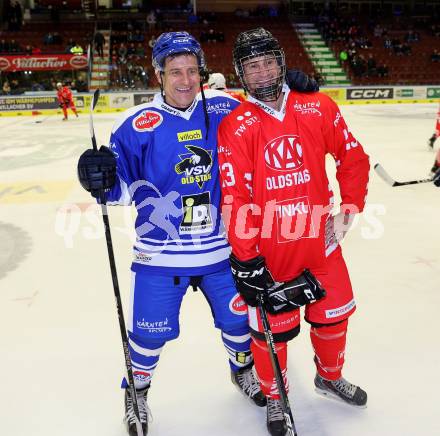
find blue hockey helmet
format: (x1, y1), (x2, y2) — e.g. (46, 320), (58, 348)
(152, 31), (206, 72)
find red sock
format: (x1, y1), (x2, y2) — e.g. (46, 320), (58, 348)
(310, 319), (348, 381)
(251, 337), (288, 399)
(62, 106), (67, 118)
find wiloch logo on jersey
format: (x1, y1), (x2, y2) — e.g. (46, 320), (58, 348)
(264, 135), (304, 171)
(133, 110), (163, 132)
(347, 88), (393, 100)
(229, 294), (247, 315)
(0, 57), (11, 71)
(177, 129), (202, 142)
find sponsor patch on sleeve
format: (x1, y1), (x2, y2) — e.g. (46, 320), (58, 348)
(132, 110), (163, 132)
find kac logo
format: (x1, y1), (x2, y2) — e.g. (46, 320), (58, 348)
(264, 135), (303, 171)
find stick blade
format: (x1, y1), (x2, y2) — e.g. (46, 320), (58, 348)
(374, 163), (396, 186)
(91, 89), (100, 111)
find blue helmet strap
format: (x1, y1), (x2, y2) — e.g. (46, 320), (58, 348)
(200, 83), (210, 141)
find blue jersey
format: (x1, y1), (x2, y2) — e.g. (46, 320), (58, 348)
(107, 90), (240, 276)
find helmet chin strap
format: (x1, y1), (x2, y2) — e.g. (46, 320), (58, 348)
(159, 71), (166, 101)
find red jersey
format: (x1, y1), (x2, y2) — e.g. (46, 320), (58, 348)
(217, 86), (370, 281)
(57, 86), (73, 104)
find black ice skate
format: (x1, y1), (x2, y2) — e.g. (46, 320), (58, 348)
(124, 385), (150, 436)
(314, 374), (367, 408)
(266, 397), (288, 436)
(231, 363), (267, 406)
(428, 134), (436, 149)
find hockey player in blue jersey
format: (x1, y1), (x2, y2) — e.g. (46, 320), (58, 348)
(77, 31), (318, 436)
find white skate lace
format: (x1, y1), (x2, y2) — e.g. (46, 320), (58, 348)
(267, 398), (284, 422)
(332, 378), (357, 398)
(237, 367), (262, 398)
(125, 388), (152, 425)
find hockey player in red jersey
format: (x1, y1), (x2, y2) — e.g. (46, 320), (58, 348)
(208, 72), (246, 102)
(428, 105), (440, 186)
(428, 104), (440, 149)
(56, 82), (78, 120)
(217, 28), (370, 436)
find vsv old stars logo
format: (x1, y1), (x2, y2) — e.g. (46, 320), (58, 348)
(264, 135), (304, 171)
(175, 145), (213, 188)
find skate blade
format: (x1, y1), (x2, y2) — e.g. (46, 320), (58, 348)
(314, 387), (367, 409)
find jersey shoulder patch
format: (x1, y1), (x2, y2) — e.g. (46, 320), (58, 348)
(112, 100), (159, 134)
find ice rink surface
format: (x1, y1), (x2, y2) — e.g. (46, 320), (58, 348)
(1, 103), (439, 436)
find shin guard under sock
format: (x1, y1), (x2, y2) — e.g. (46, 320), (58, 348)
(251, 337), (288, 399)
(310, 319), (348, 381)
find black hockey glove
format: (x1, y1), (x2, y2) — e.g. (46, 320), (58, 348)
(286, 69), (319, 93)
(229, 254), (274, 307)
(265, 269), (326, 314)
(77, 146), (117, 198)
(433, 168), (440, 187)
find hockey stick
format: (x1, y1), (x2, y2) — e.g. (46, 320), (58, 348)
(374, 163), (433, 187)
(89, 89), (144, 436)
(35, 114), (52, 124)
(257, 293), (298, 436)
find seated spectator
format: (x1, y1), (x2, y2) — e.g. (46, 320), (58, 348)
(377, 63), (389, 77)
(384, 37), (392, 49)
(70, 43), (84, 55)
(135, 43), (145, 57)
(9, 39), (21, 53)
(0, 39), (9, 53)
(127, 42), (136, 58)
(2, 81), (11, 95)
(65, 38), (75, 53)
(32, 46), (42, 54)
(118, 42), (128, 59)
(373, 24), (383, 37)
(25, 45), (32, 55)
(43, 32), (54, 45)
(133, 29), (144, 43)
(431, 50), (440, 62)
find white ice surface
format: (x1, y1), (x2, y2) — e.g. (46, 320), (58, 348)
(1, 104), (439, 436)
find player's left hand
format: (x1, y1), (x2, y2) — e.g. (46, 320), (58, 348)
(265, 269), (326, 314)
(325, 211), (355, 248)
(286, 69), (319, 93)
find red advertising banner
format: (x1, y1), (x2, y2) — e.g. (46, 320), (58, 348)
(0, 54), (88, 72)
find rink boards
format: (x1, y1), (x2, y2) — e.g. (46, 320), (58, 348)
(0, 85), (439, 117)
